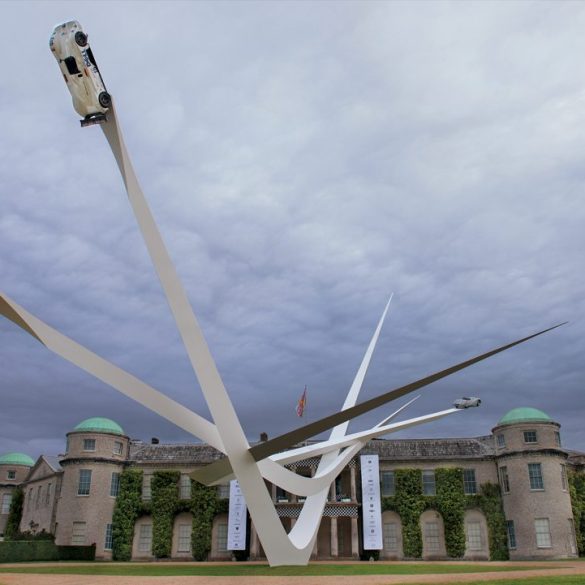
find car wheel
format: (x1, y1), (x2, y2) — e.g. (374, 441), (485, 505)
(75, 31), (88, 47)
(98, 92), (112, 108)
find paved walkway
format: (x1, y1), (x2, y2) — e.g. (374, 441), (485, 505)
(1, 561), (585, 585)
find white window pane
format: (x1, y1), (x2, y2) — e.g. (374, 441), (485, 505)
(535, 518), (551, 548)
(178, 524), (191, 552)
(425, 521), (440, 551)
(71, 521), (86, 545)
(383, 522), (398, 551)
(217, 523), (228, 552)
(139, 524), (152, 552)
(466, 521), (482, 550)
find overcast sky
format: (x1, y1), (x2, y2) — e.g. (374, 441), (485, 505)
(1, 1), (584, 461)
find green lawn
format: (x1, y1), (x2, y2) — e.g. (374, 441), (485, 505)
(422, 578), (585, 585)
(0, 562), (561, 577)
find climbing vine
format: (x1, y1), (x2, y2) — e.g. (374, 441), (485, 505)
(382, 468), (506, 560)
(111, 467), (227, 561)
(466, 482), (509, 561)
(569, 471), (585, 555)
(436, 468), (466, 558)
(190, 481), (221, 561)
(382, 469), (425, 558)
(112, 468), (144, 561)
(4, 487), (24, 540)
(151, 471), (180, 558)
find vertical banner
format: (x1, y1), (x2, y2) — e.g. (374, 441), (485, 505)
(227, 479), (247, 550)
(360, 454), (382, 550)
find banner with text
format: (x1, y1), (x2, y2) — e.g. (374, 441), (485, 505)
(227, 479), (247, 550)
(360, 454), (383, 550)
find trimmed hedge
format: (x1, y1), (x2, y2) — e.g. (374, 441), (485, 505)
(569, 471), (585, 555)
(4, 487), (24, 540)
(112, 468), (145, 561)
(0, 541), (95, 563)
(151, 471), (180, 558)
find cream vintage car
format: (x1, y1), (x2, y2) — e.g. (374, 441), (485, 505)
(50, 20), (111, 127)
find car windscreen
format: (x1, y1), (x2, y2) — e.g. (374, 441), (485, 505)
(64, 56), (80, 75)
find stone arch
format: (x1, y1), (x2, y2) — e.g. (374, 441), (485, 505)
(172, 511), (193, 558)
(380, 510), (403, 559)
(210, 512), (231, 561)
(464, 509), (489, 560)
(132, 515), (154, 560)
(420, 509), (446, 559)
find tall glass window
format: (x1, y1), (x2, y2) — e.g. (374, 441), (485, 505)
(523, 430), (538, 443)
(178, 524), (191, 552)
(466, 521), (482, 550)
(110, 472), (121, 497)
(535, 518), (551, 548)
(499, 466), (510, 493)
(528, 463), (544, 490)
(381, 471), (395, 496)
(217, 523), (228, 552)
(561, 465), (568, 491)
(555, 431), (562, 447)
(1, 493), (12, 514)
(179, 475), (191, 499)
(138, 524), (152, 552)
(113, 441), (123, 455)
(497, 433), (506, 448)
(71, 521), (86, 545)
(424, 521), (440, 551)
(78, 469), (92, 496)
(217, 484), (230, 499)
(104, 523), (113, 550)
(383, 522), (398, 551)
(422, 470), (436, 496)
(463, 469), (477, 495)
(142, 474), (152, 500)
(506, 520), (517, 549)
(45, 483), (52, 506)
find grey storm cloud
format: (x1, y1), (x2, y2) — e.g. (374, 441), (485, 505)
(1, 1), (584, 460)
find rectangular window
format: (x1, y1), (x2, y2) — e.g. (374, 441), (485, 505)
(463, 469), (477, 495)
(45, 483), (52, 506)
(113, 441), (123, 456)
(178, 524), (191, 552)
(424, 521), (440, 551)
(569, 518), (577, 554)
(535, 518), (552, 548)
(138, 523), (152, 552)
(71, 521), (86, 545)
(110, 472), (120, 497)
(217, 523), (228, 552)
(381, 471), (395, 497)
(499, 466), (510, 493)
(383, 522), (398, 551)
(1, 493), (12, 514)
(561, 465), (568, 491)
(466, 521), (482, 550)
(142, 474), (152, 500)
(217, 484), (229, 499)
(528, 463), (544, 490)
(83, 438), (96, 451)
(506, 520), (517, 549)
(104, 523), (113, 550)
(497, 433), (506, 448)
(523, 430), (538, 444)
(7, 470), (16, 480)
(78, 469), (92, 496)
(179, 475), (191, 499)
(35, 486), (42, 509)
(422, 470), (436, 496)
(555, 431), (562, 447)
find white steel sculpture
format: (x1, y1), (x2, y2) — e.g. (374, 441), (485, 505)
(0, 23), (566, 566)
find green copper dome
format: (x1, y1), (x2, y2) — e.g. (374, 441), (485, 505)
(0, 452), (35, 466)
(74, 417), (125, 436)
(498, 407), (552, 426)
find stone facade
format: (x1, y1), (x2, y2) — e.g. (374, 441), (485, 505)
(1, 408), (582, 561)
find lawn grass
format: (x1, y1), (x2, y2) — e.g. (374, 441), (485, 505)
(418, 578), (585, 585)
(0, 562), (561, 577)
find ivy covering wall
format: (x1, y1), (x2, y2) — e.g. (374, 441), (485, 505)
(569, 471), (585, 555)
(382, 468), (508, 560)
(111, 468), (224, 561)
(4, 487), (24, 540)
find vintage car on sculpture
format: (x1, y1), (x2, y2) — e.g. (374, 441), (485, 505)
(453, 396), (482, 409)
(50, 20), (111, 126)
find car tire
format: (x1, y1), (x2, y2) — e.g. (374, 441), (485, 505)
(75, 31), (88, 47)
(98, 92), (112, 108)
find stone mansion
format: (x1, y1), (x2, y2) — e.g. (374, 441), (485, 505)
(1, 407), (583, 561)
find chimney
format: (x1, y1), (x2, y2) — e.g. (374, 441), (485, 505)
(260, 432), (268, 442)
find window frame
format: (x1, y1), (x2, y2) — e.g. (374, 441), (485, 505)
(506, 520), (517, 549)
(466, 520), (483, 551)
(83, 438), (96, 452)
(463, 469), (477, 495)
(104, 523), (113, 550)
(7, 470), (16, 480)
(77, 469), (92, 496)
(383, 521), (398, 551)
(138, 523), (152, 553)
(110, 472), (121, 497)
(177, 523), (191, 552)
(381, 471), (395, 497)
(523, 430), (538, 444)
(499, 466), (510, 494)
(217, 523), (228, 552)
(534, 518), (552, 548)
(422, 470), (436, 496)
(528, 463), (545, 491)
